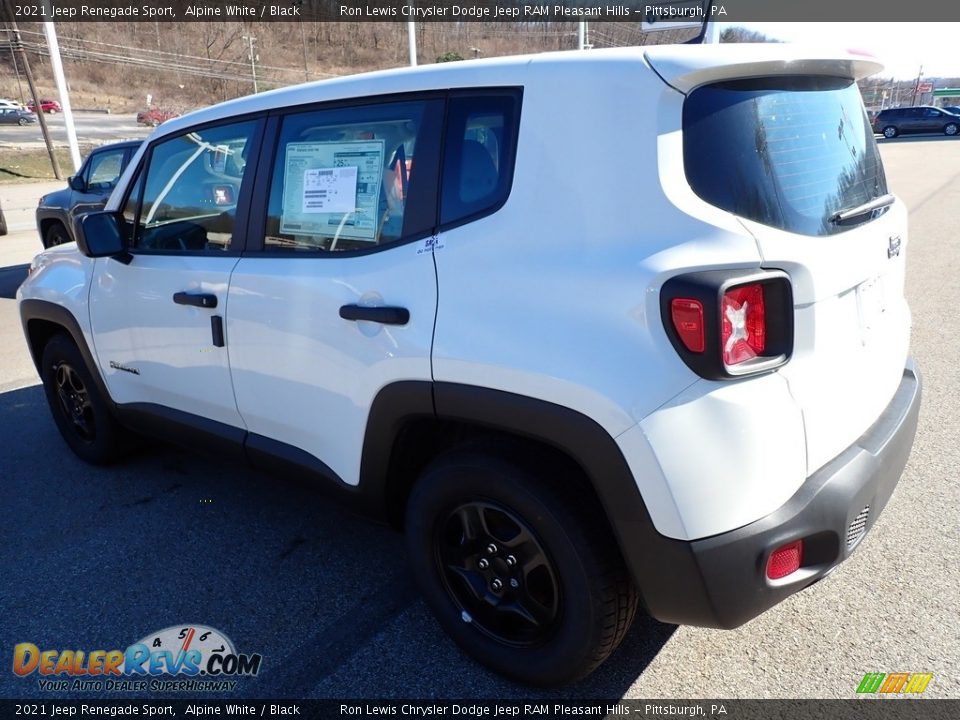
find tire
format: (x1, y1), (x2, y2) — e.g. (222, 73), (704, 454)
(882, 126), (898, 138)
(945, 123), (958, 136)
(40, 333), (128, 465)
(405, 448), (638, 686)
(44, 222), (70, 248)
(18, 117), (28, 126)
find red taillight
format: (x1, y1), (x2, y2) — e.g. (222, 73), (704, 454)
(670, 298), (705, 353)
(767, 540), (803, 580)
(721, 283), (766, 366)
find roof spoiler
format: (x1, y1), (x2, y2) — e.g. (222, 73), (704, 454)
(644, 45), (885, 94)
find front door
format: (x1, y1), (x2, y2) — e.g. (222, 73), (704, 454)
(90, 118), (262, 429)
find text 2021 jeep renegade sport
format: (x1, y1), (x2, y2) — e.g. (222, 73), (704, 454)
(18, 45), (921, 686)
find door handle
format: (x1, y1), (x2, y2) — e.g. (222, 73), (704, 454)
(339, 304), (409, 326)
(173, 292), (218, 309)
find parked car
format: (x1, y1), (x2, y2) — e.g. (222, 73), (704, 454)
(18, 45), (921, 686)
(35, 140), (141, 248)
(943, 105), (960, 115)
(26, 99), (61, 114)
(0, 108), (37, 126)
(872, 105), (960, 137)
(0, 199), (7, 236)
(0, 99), (24, 110)
(136, 107), (179, 127)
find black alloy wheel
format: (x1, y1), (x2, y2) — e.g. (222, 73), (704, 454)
(405, 448), (638, 686)
(434, 499), (561, 647)
(40, 333), (130, 464)
(53, 361), (96, 443)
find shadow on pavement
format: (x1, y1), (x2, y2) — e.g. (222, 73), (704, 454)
(0, 384), (674, 700)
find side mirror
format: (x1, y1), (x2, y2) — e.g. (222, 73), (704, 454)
(75, 211), (131, 263)
(68, 175), (85, 192)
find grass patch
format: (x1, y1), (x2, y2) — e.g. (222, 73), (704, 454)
(0, 147), (96, 184)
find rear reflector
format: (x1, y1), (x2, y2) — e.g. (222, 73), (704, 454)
(767, 540), (804, 580)
(670, 298), (705, 353)
(722, 283), (766, 366)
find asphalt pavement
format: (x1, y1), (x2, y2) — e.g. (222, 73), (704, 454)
(0, 112), (150, 148)
(0, 137), (957, 700)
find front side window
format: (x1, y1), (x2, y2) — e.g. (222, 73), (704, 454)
(132, 119), (258, 253)
(264, 99), (442, 253)
(683, 77), (888, 236)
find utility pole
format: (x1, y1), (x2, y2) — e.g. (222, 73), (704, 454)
(4, 14), (62, 180)
(42, 14), (81, 172)
(300, 23), (309, 81)
(912, 65), (923, 106)
(5, 30), (26, 104)
(407, 16), (417, 66)
(242, 34), (258, 93)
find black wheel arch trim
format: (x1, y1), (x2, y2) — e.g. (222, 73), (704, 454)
(426, 381), (716, 627)
(20, 299), (114, 410)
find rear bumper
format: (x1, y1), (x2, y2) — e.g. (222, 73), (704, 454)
(636, 357), (921, 628)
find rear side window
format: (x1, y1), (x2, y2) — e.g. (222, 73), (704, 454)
(264, 99), (443, 253)
(683, 77), (888, 236)
(441, 92), (521, 227)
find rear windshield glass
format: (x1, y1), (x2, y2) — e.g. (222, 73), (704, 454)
(683, 77), (888, 236)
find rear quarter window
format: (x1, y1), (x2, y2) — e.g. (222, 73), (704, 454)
(440, 91), (521, 228)
(683, 76), (888, 236)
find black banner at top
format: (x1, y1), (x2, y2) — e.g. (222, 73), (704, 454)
(6, 0), (960, 23)
(0, 700), (958, 720)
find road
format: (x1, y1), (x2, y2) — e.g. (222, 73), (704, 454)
(0, 112), (150, 147)
(0, 138), (957, 701)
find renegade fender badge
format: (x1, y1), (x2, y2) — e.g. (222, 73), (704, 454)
(109, 361), (140, 375)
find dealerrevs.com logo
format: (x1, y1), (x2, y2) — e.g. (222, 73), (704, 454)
(13, 625), (262, 692)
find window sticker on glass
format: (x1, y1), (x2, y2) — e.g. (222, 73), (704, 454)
(303, 166), (357, 214)
(281, 140), (384, 242)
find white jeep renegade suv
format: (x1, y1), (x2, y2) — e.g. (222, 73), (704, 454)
(18, 45), (921, 686)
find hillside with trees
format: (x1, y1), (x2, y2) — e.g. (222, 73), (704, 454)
(0, 20), (698, 112)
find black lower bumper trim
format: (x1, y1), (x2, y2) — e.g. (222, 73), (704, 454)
(638, 358), (922, 629)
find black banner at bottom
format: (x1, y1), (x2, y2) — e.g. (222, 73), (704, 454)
(1, 700), (958, 720)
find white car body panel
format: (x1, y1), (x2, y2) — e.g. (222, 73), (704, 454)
(431, 54), (764, 438)
(632, 373), (808, 540)
(32, 44), (908, 543)
(226, 248), (436, 486)
(88, 255), (244, 428)
(16, 244), (98, 368)
(643, 44), (884, 93)
(742, 205), (911, 474)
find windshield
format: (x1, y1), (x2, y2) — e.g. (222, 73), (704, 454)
(683, 76), (888, 236)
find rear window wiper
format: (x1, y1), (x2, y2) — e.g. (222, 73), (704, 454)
(830, 194), (896, 224)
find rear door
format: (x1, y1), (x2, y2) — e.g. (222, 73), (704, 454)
(659, 53), (912, 475)
(226, 97), (443, 486)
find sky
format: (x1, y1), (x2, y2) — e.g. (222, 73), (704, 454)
(724, 23), (960, 80)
